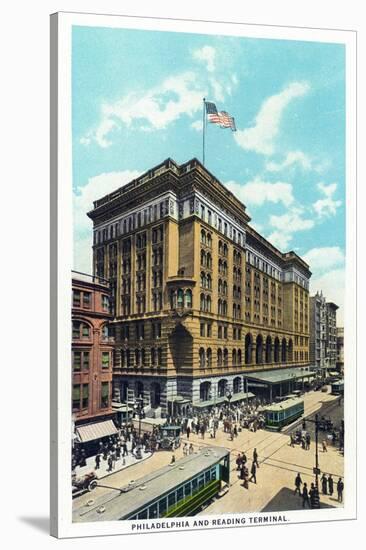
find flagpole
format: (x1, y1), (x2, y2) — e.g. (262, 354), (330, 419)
(202, 97), (206, 166)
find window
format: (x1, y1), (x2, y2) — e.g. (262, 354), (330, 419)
(73, 290), (81, 307)
(72, 384), (80, 411)
(82, 385), (89, 409)
(101, 382), (109, 408)
(102, 295), (110, 312)
(102, 352), (110, 369)
(83, 292), (91, 308)
(207, 324), (212, 337)
(200, 323), (205, 337)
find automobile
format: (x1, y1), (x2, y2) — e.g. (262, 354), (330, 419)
(72, 471), (98, 497)
(321, 385), (328, 392)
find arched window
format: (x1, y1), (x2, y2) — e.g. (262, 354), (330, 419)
(218, 299), (222, 315)
(223, 348), (229, 367)
(201, 229), (206, 244)
(218, 279), (222, 294)
(201, 250), (206, 266)
(238, 349), (242, 365)
(233, 377), (241, 393)
(223, 244), (228, 256)
(245, 333), (253, 364)
(219, 240), (223, 255)
(288, 339), (293, 362)
(274, 337), (280, 363)
(281, 338), (287, 362)
(206, 295), (212, 312)
(265, 336), (272, 363)
(207, 274), (212, 290)
(217, 348), (223, 367)
(232, 349), (237, 366)
(201, 272), (206, 288)
(207, 234), (212, 248)
(207, 348), (212, 368)
(233, 304), (237, 319)
(200, 293), (206, 311)
(177, 288), (184, 308)
(199, 347), (206, 369)
(207, 253), (212, 269)
(185, 289), (192, 308)
(223, 301), (227, 316)
(256, 335), (263, 364)
(223, 281), (228, 295)
(218, 379), (227, 397)
(218, 259), (222, 273)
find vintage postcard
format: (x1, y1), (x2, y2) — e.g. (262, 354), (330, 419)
(50, 11), (357, 538)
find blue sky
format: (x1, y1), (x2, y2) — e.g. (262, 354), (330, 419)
(72, 25), (345, 324)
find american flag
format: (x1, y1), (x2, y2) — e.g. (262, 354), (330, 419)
(205, 101), (236, 131)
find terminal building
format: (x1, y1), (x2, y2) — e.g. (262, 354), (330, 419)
(87, 158), (312, 417)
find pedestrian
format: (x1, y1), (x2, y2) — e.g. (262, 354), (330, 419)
(253, 448), (259, 468)
(249, 461), (257, 484)
(186, 426), (190, 439)
(337, 478), (344, 502)
(290, 433), (295, 447)
(107, 454), (113, 472)
(189, 443), (194, 454)
(236, 453), (242, 471)
(242, 452), (247, 465)
(328, 474), (334, 497)
(95, 453), (101, 470)
(321, 474), (328, 495)
(306, 432), (311, 450)
(302, 483), (310, 508)
(294, 473), (302, 495)
(309, 483), (318, 508)
(171, 453), (176, 464)
(122, 442), (128, 457)
(322, 440), (328, 452)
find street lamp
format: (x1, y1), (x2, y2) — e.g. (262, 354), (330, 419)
(133, 396), (145, 456)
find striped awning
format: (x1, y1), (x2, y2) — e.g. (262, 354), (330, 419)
(76, 419), (118, 443)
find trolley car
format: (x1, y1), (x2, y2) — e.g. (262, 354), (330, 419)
(73, 447), (230, 522)
(331, 379), (344, 395)
(264, 397), (304, 431)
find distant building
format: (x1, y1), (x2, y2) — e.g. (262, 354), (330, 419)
(72, 271), (117, 454)
(310, 291), (338, 376)
(336, 327), (344, 373)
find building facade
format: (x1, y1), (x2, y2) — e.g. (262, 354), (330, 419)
(336, 327), (344, 373)
(72, 272), (116, 448)
(309, 292), (338, 376)
(87, 158), (312, 416)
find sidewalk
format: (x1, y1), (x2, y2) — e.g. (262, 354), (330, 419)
(74, 441), (152, 480)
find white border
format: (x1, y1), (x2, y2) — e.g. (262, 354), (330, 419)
(50, 11), (357, 538)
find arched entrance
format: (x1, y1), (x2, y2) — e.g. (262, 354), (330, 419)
(218, 379), (228, 398)
(150, 382), (161, 408)
(256, 334), (263, 364)
(200, 381), (211, 402)
(245, 333), (253, 364)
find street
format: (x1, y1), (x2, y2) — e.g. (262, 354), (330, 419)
(73, 388), (344, 517)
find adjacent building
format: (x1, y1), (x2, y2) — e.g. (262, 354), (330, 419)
(336, 326), (344, 374)
(72, 271), (117, 453)
(87, 158), (312, 416)
(310, 291), (339, 376)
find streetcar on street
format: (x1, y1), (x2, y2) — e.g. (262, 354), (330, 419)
(73, 446), (230, 522)
(331, 379), (344, 396)
(264, 397), (304, 431)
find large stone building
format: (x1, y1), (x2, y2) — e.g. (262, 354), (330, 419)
(87, 158), (312, 416)
(309, 291), (338, 376)
(72, 272), (117, 451)
(336, 327), (344, 373)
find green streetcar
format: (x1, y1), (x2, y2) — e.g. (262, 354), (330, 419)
(264, 397), (304, 431)
(73, 447), (230, 522)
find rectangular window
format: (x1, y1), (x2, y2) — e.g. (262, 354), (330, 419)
(168, 492), (176, 508)
(82, 385), (89, 409)
(101, 382), (109, 408)
(72, 384), (80, 411)
(102, 295), (110, 312)
(102, 352), (110, 369)
(83, 351), (90, 370)
(200, 323), (205, 337)
(72, 321), (80, 339)
(73, 290), (81, 307)
(207, 324), (212, 337)
(73, 351), (81, 371)
(184, 482), (191, 498)
(83, 292), (91, 308)
(158, 497), (167, 517)
(81, 324), (90, 338)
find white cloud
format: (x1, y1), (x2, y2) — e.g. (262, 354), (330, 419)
(191, 120), (203, 132)
(265, 150), (312, 172)
(313, 182), (342, 218)
(82, 72), (207, 147)
(266, 206), (315, 251)
(303, 246), (345, 273)
(193, 45), (216, 72)
(234, 81), (310, 155)
(225, 178), (294, 207)
(310, 268), (345, 326)
(266, 230), (293, 250)
(73, 170), (141, 272)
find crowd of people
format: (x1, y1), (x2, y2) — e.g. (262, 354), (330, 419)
(294, 473), (344, 506)
(235, 448), (260, 488)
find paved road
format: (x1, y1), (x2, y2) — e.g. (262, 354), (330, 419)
(72, 389), (344, 517)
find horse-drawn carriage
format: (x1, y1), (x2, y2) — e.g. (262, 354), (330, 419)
(157, 425), (181, 450)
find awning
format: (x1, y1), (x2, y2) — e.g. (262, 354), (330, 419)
(245, 367), (314, 385)
(167, 395), (191, 403)
(76, 419), (118, 443)
(230, 391), (255, 403)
